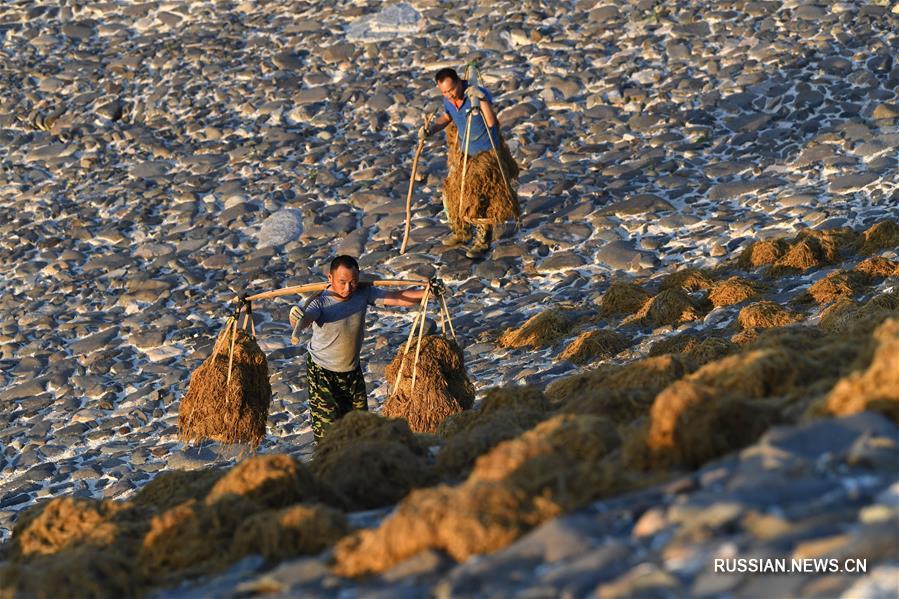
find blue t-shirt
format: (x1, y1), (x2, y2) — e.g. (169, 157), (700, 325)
(443, 82), (500, 157)
(304, 284), (387, 372)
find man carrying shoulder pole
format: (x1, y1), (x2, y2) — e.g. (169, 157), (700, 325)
(289, 255), (428, 443)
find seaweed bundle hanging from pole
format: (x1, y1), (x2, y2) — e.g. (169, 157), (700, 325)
(178, 301), (272, 448)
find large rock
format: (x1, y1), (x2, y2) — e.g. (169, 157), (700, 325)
(596, 241), (659, 271)
(256, 209), (304, 248)
(347, 3), (421, 41)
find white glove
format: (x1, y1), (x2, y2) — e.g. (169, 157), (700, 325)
(289, 305), (304, 328)
(417, 124), (430, 141)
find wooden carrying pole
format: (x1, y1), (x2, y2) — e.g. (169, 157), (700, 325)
(401, 114), (433, 255)
(244, 278), (428, 303)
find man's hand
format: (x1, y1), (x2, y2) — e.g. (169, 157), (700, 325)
(464, 85), (483, 106)
(289, 305), (304, 328)
(428, 277), (446, 297)
(417, 124), (430, 141)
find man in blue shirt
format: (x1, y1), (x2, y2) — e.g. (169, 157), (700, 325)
(420, 67), (520, 259)
(288, 255), (427, 442)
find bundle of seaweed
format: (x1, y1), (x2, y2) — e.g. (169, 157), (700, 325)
(383, 335), (475, 433)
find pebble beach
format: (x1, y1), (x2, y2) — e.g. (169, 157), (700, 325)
(1, 1), (899, 597)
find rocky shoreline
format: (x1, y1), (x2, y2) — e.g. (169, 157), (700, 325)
(1, 1), (898, 597)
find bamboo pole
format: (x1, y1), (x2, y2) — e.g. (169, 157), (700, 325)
(241, 300), (255, 337)
(458, 63), (482, 222)
(392, 286), (431, 397)
(439, 292), (456, 340)
(226, 308), (241, 389)
(458, 111), (473, 218)
(211, 316), (235, 357)
(410, 285), (431, 392)
(401, 114), (433, 255)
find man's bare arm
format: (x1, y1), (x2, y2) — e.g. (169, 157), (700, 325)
(480, 98), (498, 128)
(383, 288), (427, 307)
(428, 113), (452, 135)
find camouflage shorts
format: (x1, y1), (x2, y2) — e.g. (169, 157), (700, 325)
(305, 355), (368, 442)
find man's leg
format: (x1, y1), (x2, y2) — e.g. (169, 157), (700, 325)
(441, 187), (469, 246)
(305, 356), (342, 443)
(465, 192), (492, 258)
(331, 367), (368, 416)
(349, 367), (368, 412)
(465, 222), (491, 258)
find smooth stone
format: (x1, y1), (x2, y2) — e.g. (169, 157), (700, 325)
(166, 446), (219, 470)
(725, 113), (772, 132)
(828, 173), (878, 194)
(589, 5), (621, 22)
(125, 278), (173, 301)
(257, 557), (330, 589)
(0, 379), (47, 401)
(531, 541), (632, 597)
(597, 240), (659, 270)
(346, 2), (421, 42)
(335, 228), (368, 257)
(867, 54), (893, 75)
(382, 549), (452, 583)
(129, 330), (166, 349)
(794, 89), (825, 107)
(656, 214), (701, 229)
(273, 51), (303, 70)
(793, 145), (838, 167)
(538, 252), (587, 273)
(25, 143), (72, 162)
(321, 42), (355, 63)
(134, 242), (175, 259)
(506, 514), (603, 562)
(61, 23), (93, 40)
(600, 194), (674, 215)
(69, 328), (119, 354)
(532, 223), (593, 246)
(95, 100), (123, 120)
(475, 260), (508, 279)
(130, 161), (169, 179)
(794, 4), (826, 19)
(872, 103), (899, 120)
(594, 563), (685, 599)
(256, 209), (304, 248)
(708, 178), (782, 201)
(436, 514), (610, 597)
(492, 244), (528, 259)
(295, 86), (330, 105)
(761, 412), (899, 461)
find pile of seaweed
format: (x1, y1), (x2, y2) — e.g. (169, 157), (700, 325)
(0, 414), (433, 597)
(2, 221), (897, 595)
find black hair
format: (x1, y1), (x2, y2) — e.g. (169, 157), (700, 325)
(434, 67), (460, 85)
(330, 255), (359, 273)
